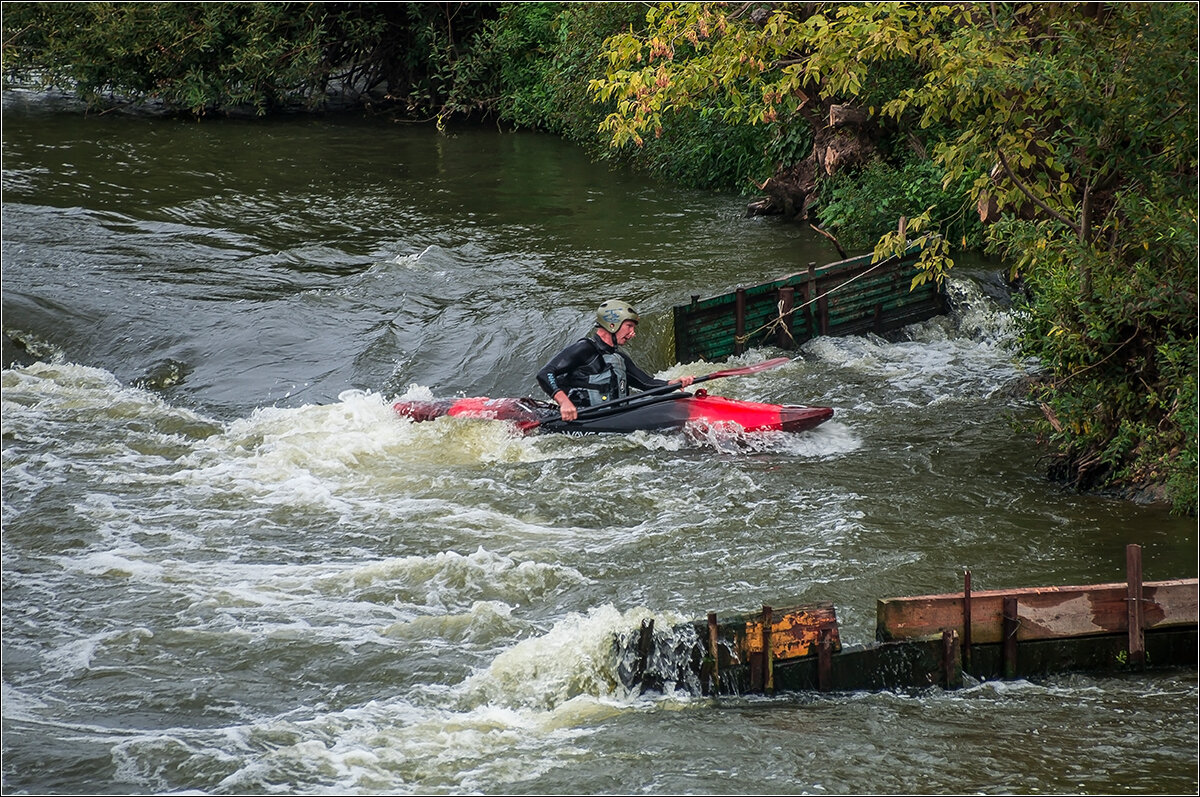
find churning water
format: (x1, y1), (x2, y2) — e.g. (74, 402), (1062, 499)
(2, 95), (1195, 794)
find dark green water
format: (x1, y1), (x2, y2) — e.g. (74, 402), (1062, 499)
(2, 91), (1196, 795)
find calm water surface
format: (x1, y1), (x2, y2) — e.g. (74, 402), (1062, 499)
(2, 93), (1196, 794)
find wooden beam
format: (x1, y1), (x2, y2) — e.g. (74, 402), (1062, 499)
(876, 578), (1198, 643)
(734, 288), (746, 355)
(818, 627), (833, 691)
(739, 602), (841, 662)
(1003, 597), (1019, 679)
(777, 286), (795, 349)
(962, 570), (973, 670)
(1127, 545), (1146, 668)
(942, 629), (961, 688)
(806, 265), (817, 339)
(763, 604), (774, 694)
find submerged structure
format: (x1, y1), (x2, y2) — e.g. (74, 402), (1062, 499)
(620, 546), (1198, 696)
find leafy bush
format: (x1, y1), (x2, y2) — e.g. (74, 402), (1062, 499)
(1, 2), (504, 117)
(996, 191), (1198, 514)
(816, 157), (985, 253)
(619, 108), (776, 192)
(478, 3), (778, 193)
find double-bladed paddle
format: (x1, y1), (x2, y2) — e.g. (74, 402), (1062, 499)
(548, 356), (792, 425)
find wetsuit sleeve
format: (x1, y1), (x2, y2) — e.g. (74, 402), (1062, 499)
(621, 352), (671, 392)
(536, 339), (598, 398)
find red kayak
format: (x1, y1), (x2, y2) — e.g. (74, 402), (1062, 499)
(393, 390), (833, 435)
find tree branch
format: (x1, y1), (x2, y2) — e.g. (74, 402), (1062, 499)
(997, 149), (1081, 237)
(727, 3), (756, 22)
(1052, 326), (1140, 388)
(1080, 177), (1092, 243)
(809, 223), (847, 258)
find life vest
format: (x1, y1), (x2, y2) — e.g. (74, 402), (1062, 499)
(565, 339), (628, 407)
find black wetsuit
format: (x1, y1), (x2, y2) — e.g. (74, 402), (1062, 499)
(536, 335), (669, 407)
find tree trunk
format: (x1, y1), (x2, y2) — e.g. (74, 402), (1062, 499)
(747, 100), (876, 221)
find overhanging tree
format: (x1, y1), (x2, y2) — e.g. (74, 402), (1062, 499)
(591, 2), (1197, 511)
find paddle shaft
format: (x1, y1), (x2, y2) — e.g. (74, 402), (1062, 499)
(552, 356), (791, 424)
(536, 391), (692, 432)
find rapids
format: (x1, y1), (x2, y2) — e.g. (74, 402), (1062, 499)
(2, 96), (1196, 794)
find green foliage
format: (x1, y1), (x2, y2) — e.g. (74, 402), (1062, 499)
(5, 3), (337, 114)
(591, 1), (1198, 510)
(469, 2), (645, 140)
(1, 2), (501, 117)
(626, 108), (776, 192)
(521, 2), (647, 143)
(478, 3), (566, 130)
(473, 3), (774, 192)
(817, 157), (984, 252)
(590, 4), (816, 145)
(385, 4), (502, 120)
(996, 190), (1198, 513)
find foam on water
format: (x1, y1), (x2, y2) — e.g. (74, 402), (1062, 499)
(681, 418), (861, 456)
(795, 276), (1030, 406)
(142, 387), (570, 534)
(388, 243), (454, 271)
(45, 543), (589, 646)
(461, 604), (688, 712)
(6, 278), (1192, 795)
(85, 604), (696, 794)
(186, 697), (600, 794)
(1, 360), (218, 437)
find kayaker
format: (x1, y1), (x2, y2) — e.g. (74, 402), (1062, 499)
(536, 299), (694, 421)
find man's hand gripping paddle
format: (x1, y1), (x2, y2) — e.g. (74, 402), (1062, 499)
(551, 356), (792, 424)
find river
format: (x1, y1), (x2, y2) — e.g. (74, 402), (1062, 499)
(2, 91), (1196, 795)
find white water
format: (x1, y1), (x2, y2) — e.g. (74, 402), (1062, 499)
(3, 112), (1194, 795)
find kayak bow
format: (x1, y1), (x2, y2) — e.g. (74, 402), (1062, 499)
(393, 391), (833, 435)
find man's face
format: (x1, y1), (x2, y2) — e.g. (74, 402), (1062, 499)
(616, 320), (638, 345)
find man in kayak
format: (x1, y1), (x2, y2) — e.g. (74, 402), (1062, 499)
(536, 299), (694, 421)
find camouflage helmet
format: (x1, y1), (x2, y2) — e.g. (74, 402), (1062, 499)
(596, 299), (640, 334)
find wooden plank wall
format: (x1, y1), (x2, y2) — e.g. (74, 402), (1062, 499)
(620, 547), (1196, 697)
(876, 578), (1199, 643)
(672, 247), (946, 363)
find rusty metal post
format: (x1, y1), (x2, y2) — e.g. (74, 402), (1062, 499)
(762, 604), (774, 695)
(734, 288), (746, 355)
(777, 286), (795, 349)
(1126, 544), (1146, 669)
(707, 612), (720, 695)
(962, 569), (972, 673)
(1002, 597), (1019, 679)
(817, 626), (833, 692)
(748, 607), (763, 692)
(942, 629), (962, 689)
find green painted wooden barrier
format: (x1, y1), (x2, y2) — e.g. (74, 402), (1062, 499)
(673, 245), (946, 363)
